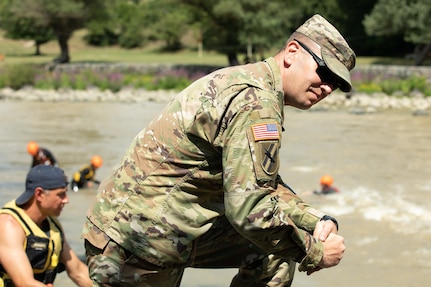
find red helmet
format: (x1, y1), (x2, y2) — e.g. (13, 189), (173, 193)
(27, 141), (39, 156)
(91, 155), (103, 168)
(320, 175), (333, 186)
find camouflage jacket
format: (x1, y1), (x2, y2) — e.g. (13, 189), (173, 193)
(83, 57), (325, 272)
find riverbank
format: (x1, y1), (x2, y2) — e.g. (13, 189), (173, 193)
(0, 86), (430, 114)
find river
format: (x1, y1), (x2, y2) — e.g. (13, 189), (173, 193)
(1, 101), (430, 287)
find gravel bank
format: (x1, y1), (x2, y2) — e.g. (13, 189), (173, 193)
(1, 86), (430, 115)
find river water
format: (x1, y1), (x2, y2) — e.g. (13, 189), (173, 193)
(1, 101), (430, 287)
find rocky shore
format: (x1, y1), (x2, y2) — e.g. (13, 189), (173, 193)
(0, 86), (430, 115)
(318, 90), (431, 114)
(0, 86), (177, 103)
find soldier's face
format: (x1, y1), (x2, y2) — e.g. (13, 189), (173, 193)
(282, 40), (335, 110)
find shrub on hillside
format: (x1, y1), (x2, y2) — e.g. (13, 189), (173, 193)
(0, 64), (38, 89)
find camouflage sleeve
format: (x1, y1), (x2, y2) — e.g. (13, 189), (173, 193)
(276, 177), (326, 233)
(222, 90), (324, 271)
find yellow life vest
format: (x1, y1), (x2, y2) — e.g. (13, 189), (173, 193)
(73, 164), (95, 182)
(0, 201), (64, 286)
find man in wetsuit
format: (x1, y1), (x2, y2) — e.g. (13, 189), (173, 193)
(71, 156), (103, 192)
(27, 141), (58, 167)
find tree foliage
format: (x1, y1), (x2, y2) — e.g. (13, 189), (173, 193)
(0, 12), (54, 55)
(85, 0), (147, 49)
(364, 0), (431, 64)
(179, 0), (305, 65)
(2, 0), (430, 65)
(364, 0), (431, 43)
(0, 0), (109, 63)
(142, 0), (192, 51)
(85, 0), (191, 50)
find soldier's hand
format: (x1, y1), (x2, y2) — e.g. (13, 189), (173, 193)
(306, 233), (345, 275)
(313, 219), (338, 242)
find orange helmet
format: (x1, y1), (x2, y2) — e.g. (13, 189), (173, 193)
(27, 141), (39, 156)
(320, 175), (333, 186)
(91, 155), (103, 168)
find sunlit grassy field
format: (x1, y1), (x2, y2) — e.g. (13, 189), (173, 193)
(2, 29), (430, 67)
(0, 30), (229, 66)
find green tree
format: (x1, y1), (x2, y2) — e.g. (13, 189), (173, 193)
(0, 5), (54, 55)
(85, 0), (190, 50)
(364, 0), (431, 64)
(179, 0), (304, 65)
(238, 1), (300, 62)
(139, 0), (191, 51)
(177, 0), (360, 65)
(85, 0), (147, 49)
(0, 0), (108, 63)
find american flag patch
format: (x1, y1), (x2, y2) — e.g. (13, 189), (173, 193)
(252, 123), (279, 141)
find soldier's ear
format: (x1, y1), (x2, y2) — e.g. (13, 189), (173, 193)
(284, 40), (301, 66)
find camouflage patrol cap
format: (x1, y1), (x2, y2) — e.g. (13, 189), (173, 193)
(296, 14), (356, 92)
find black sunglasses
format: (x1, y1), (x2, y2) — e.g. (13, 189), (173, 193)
(294, 39), (339, 90)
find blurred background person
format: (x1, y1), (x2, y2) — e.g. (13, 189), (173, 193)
(313, 175), (340, 195)
(27, 141), (58, 167)
(70, 155), (103, 192)
(301, 175), (340, 196)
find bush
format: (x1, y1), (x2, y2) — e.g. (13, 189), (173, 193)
(0, 66), (197, 92)
(356, 82), (382, 94)
(0, 64), (38, 89)
(118, 29), (145, 49)
(2, 64), (431, 97)
(84, 22), (119, 46)
(353, 72), (431, 97)
(378, 76), (421, 95)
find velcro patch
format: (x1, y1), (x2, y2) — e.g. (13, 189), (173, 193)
(260, 142), (279, 175)
(251, 123), (280, 141)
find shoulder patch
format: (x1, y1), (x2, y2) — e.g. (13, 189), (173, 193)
(251, 123), (280, 141)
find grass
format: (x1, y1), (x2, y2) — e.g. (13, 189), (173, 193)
(2, 29), (431, 67)
(0, 29), (229, 66)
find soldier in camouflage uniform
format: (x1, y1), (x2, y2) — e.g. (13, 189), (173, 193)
(83, 14), (356, 287)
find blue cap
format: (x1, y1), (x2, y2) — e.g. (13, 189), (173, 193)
(16, 165), (68, 205)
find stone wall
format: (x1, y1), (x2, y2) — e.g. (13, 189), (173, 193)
(48, 62), (431, 80)
(352, 64), (431, 79)
(47, 62), (222, 76)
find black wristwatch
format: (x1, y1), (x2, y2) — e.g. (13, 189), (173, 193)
(320, 215), (339, 230)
